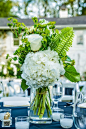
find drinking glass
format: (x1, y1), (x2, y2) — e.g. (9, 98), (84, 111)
(60, 113), (73, 128)
(73, 92), (86, 129)
(52, 81), (62, 111)
(74, 111), (86, 129)
(27, 107), (30, 116)
(15, 116), (29, 129)
(52, 108), (64, 121)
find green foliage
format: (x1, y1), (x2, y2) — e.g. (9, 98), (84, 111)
(7, 67), (14, 77)
(0, 0), (18, 17)
(21, 79), (28, 91)
(13, 57), (17, 61)
(13, 63), (22, 79)
(32, 17), (38, 23)
(16, 69), (22, 79)
(0, 58), (15, 78)
(64, 65), (80, 82)
(62, 55), (75, 66)
(0, 65), (5, 78)
(6, 54), (9, 59)
(51, 27), (74, 58)
(62, 55), (80, 81)
(80, 86), (83, 92)
(6, 59), (14, 77)
(65, 55), (72, 62)
(80, 0), (86, 15)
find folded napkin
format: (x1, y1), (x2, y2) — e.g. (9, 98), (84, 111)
(4, 101), (30, 107)
(1, 97), (30, 101)
(78, 103), (86, 108)
(1, 97), (30, 107)
(61, 95), (73, 101)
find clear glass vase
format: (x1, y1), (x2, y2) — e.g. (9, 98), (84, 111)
(29, 87), (52, 124)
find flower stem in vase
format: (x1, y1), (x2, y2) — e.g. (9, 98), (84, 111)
(31, 87), (52, 119)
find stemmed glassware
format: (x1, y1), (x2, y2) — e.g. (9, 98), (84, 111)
(52, 81), (62, 111)
(52, 81), (63, 121)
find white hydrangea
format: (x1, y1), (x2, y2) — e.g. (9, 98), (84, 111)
(21, 48), (65, 89)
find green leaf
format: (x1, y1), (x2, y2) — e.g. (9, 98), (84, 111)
(14, 30), (18, 38)
(6, 54), (9, 59)
(32, 17), (38, 23)
(21, 79), (28, 91)
(34, 24), (37, 28)
(64, 65), (80, 82)
(13, 18), (18, 23)
(55, 29), (59, 34)
(49, 25), (55, 29)
(65, 55), (72, 61)
(7, 17), (13, 21)
(7, 23), (13, 27)
(22, 23), (26, 27)
(51, 27), (74, 57)
(80, 86), (83, 91)
(18, 27), (22, 34)
(13, 57), (17, 61)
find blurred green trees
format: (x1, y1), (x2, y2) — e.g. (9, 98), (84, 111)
(0, 0), (86, 18)
(0, 58), (22, 79)
(0, 0), (19, 17)
(0, 59), (14, 78)
(80, 0), (86, 15)
(23, 0), (86, 17)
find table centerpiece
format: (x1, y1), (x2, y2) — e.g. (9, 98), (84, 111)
(7, 17), (80, 124)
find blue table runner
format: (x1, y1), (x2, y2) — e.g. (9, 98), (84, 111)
(0, 103), (3, 108)
(0, 102), (76, 129)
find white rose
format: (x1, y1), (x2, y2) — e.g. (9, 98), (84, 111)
(26, 34), (43, 51)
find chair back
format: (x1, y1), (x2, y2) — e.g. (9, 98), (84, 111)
(61, 82), (76, 102)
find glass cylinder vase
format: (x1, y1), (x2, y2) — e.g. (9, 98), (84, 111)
(29, 87), (52, 124)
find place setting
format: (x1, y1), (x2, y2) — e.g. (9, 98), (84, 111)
(0, 82), (77, 129)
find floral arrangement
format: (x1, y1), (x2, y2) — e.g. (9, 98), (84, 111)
(7, 17), (80, 119)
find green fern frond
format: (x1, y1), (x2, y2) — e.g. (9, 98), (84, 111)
(50, 27), (74, 57)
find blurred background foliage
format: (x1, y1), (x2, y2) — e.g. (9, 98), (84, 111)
(0, 58), (21, 78)
(0, 0), (86, 18)
(0, 0), (19, 17)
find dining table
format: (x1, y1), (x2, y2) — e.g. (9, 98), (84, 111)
(0, 102), (76, 129)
